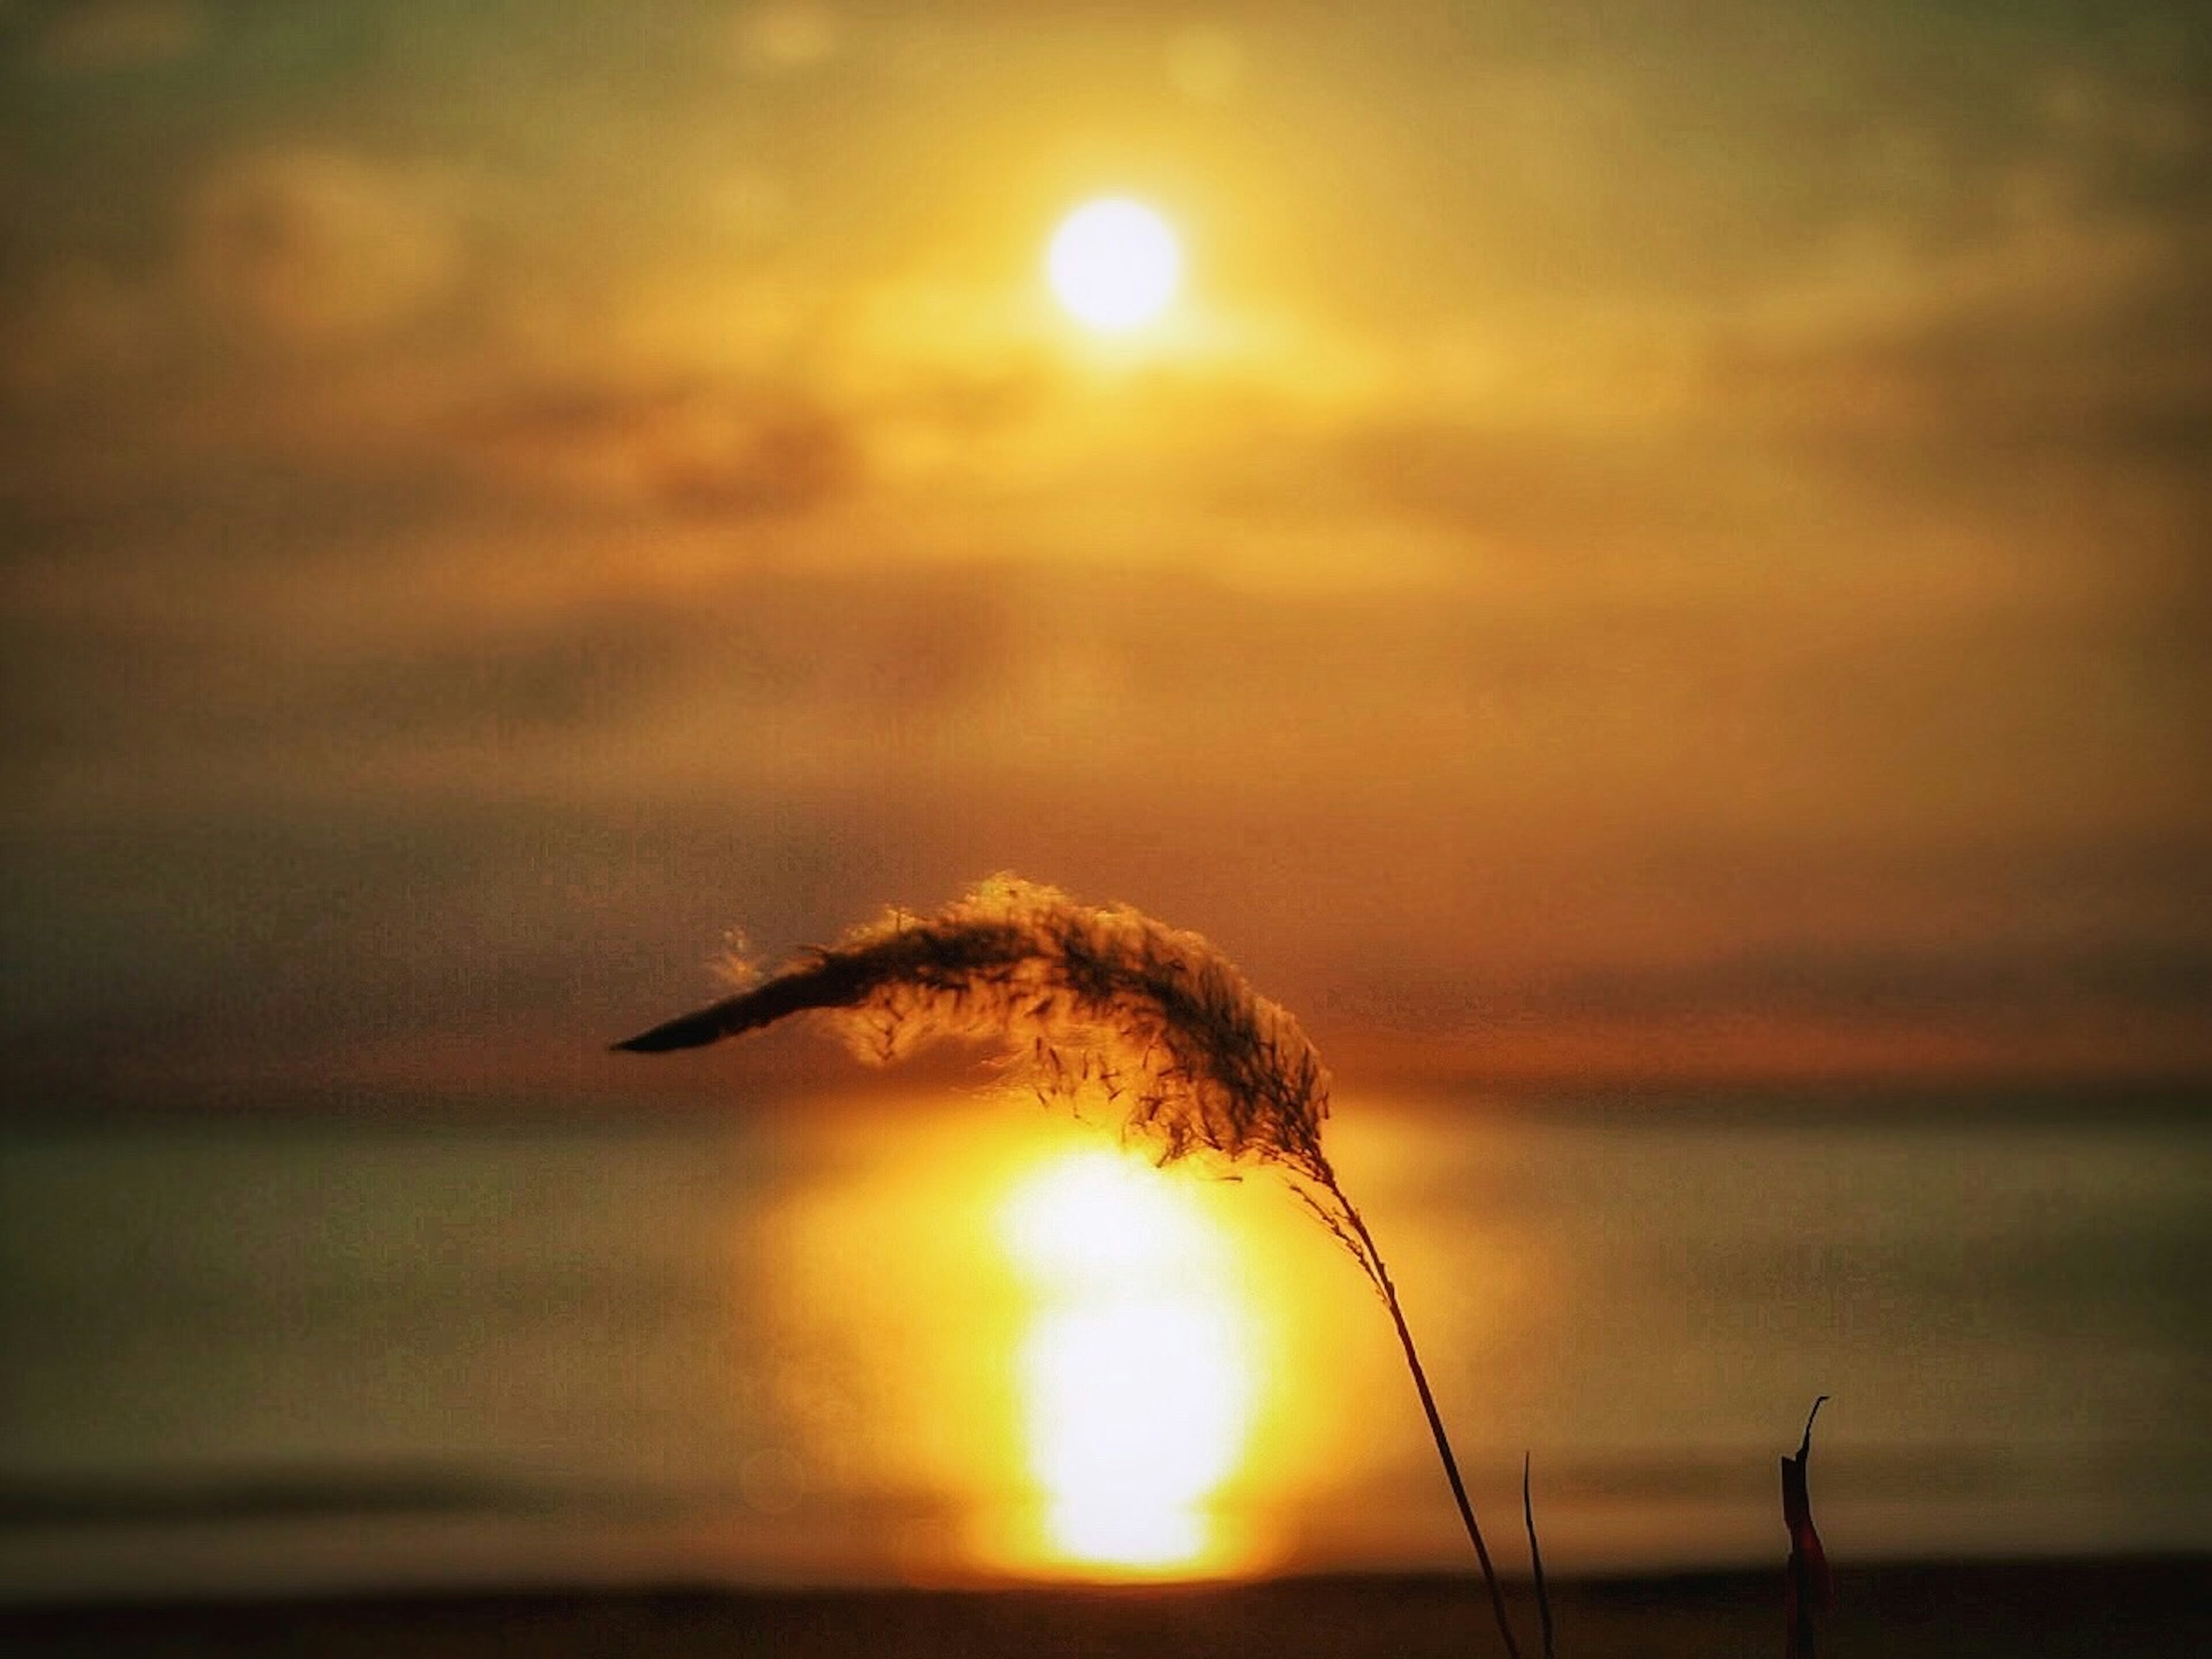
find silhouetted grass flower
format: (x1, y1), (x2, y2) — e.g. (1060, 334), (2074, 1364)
(618, 875), (1526, 1658)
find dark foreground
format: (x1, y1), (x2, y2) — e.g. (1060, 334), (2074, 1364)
(3, 1559), (2203, 1658)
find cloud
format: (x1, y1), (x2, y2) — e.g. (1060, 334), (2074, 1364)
(1534, 940), (2212, 1027)
(7, 556), (2210, 1101)
(32, 0), (203, 73)
(187, 149), (463, 346)
(1165, 26), (1245, 104)
(0, 602), (683, 786)
(733, 2), (841, 75)
(463, 377), (859, 518)
(1710, 200), (2211, 453)
(0, 259), (172, 400)
(0, 560), (1033, 821)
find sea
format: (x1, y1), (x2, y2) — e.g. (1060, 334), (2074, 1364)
(2, 1087), (2205, 1601)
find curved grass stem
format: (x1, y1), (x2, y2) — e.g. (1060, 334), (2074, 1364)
(1346, 1203), (1523, 1659)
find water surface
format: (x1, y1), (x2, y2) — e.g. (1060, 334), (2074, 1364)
(2, 1090), (2204, 1598)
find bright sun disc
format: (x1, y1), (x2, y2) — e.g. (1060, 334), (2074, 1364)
(1046, 198), (1181, 333)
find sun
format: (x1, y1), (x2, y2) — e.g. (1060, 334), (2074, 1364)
(1046, 198), (1182, 334)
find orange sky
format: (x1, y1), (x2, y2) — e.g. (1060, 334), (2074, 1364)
(3, 1), (2209, 1109)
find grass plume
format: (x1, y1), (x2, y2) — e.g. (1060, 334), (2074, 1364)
(617, 874), (1525, 1658)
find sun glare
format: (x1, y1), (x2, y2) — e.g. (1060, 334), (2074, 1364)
(1046, 198), (1182, 333)
(999, 1150), (1253, 1573)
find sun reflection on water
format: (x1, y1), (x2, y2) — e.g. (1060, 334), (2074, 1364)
(771, 1100), (1355, 1583)
(999, 1150), (1257, 1574)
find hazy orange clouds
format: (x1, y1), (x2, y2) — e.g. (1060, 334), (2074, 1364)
(3, 1), (2206, 1108)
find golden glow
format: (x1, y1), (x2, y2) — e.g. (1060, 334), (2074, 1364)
(1046, 198), (1182, 332)
(769, 1100), (1361, 1584)
(999, 1149), (1253, 1571)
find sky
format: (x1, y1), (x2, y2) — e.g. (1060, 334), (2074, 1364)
(3, 0), (2209, 1113)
